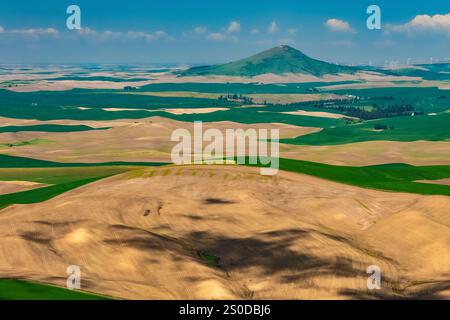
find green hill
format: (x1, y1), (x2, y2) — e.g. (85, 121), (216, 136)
(181, 45), (357, 77)
(381, 67), (450, 81)
(416, 63), (450, 73)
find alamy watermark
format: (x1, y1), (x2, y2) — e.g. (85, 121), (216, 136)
(66, 265), (81, 290)
(66, 5), (81, 30)
(367, 265), (382, 290)
(366, 5), (382, 30)
(171, 121), (279, 176)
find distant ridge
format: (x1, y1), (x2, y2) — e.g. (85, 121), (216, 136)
(181, 45), (357, 77)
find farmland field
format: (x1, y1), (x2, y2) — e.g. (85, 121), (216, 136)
(0, 70), (450, 300)
(282, 113), (450, 145)
(273, 158), (450, 196)
(0, 279), (109, 300)
(0, 18), (449, 301)
(0, 155), (167, 209)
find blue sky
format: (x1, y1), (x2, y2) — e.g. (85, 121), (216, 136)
(0, 0), (449, 65)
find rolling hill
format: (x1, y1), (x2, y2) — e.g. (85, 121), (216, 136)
(181, 45), (357, 77)
(1, 165), (448, 299)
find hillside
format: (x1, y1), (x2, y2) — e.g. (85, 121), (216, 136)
(181, 45), (357, 77)
(0, 165), (448, 299)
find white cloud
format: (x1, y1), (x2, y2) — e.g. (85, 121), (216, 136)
(194, 26), (207, 34)
(251, 28), (260, 34)
(76, 27), (99, 36)
(0, 25), (175, 42)
(207, 32), (227, 41)
(325, 19), (355, 33)
(10, 28), (59, 35)
(77, 28), (124, 40)
(227, 21), (241, 33)
(100, 30), (122, 39)
(205, 21), (240, 41)
(75, 28), (171, 41)
(155, 30), (167, 38)
(127, 31), (150, 40)
(386, 13), (450, 36)
(126, 31), (165, 41)
(267, 21), (278, 34)
(287, 28), (297, 35)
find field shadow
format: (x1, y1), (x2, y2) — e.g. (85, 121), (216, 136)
(182, 229), (358, 277)
(203, 198), (236, 205)
(99, 224), (448, 299)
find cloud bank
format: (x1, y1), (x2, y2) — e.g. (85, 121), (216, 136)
(325, 19), (355, 33)
(386, 13), (450, 36)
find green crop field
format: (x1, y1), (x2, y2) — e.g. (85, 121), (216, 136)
(247, 158), (450, 196)
(0, 176), (115, 209)
(0, 155), (169, 209)
(0, 88), (347, 126)
(0, 124), (109, 133)
(173, 107), (343, 128)
(0, 88), (236, 120)
(416, 63), (450, 73)
(0, 279), (110, 300)
(281, 113), (450, 145)
(0, 154), (168, 168)
(324, 87), (450, 114)
(45, 76), (149, 82)
(380, 68), (450, 81)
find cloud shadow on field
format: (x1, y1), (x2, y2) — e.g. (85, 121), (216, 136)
(203, 198), (236, 205)
(98, 224), (448, 299)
